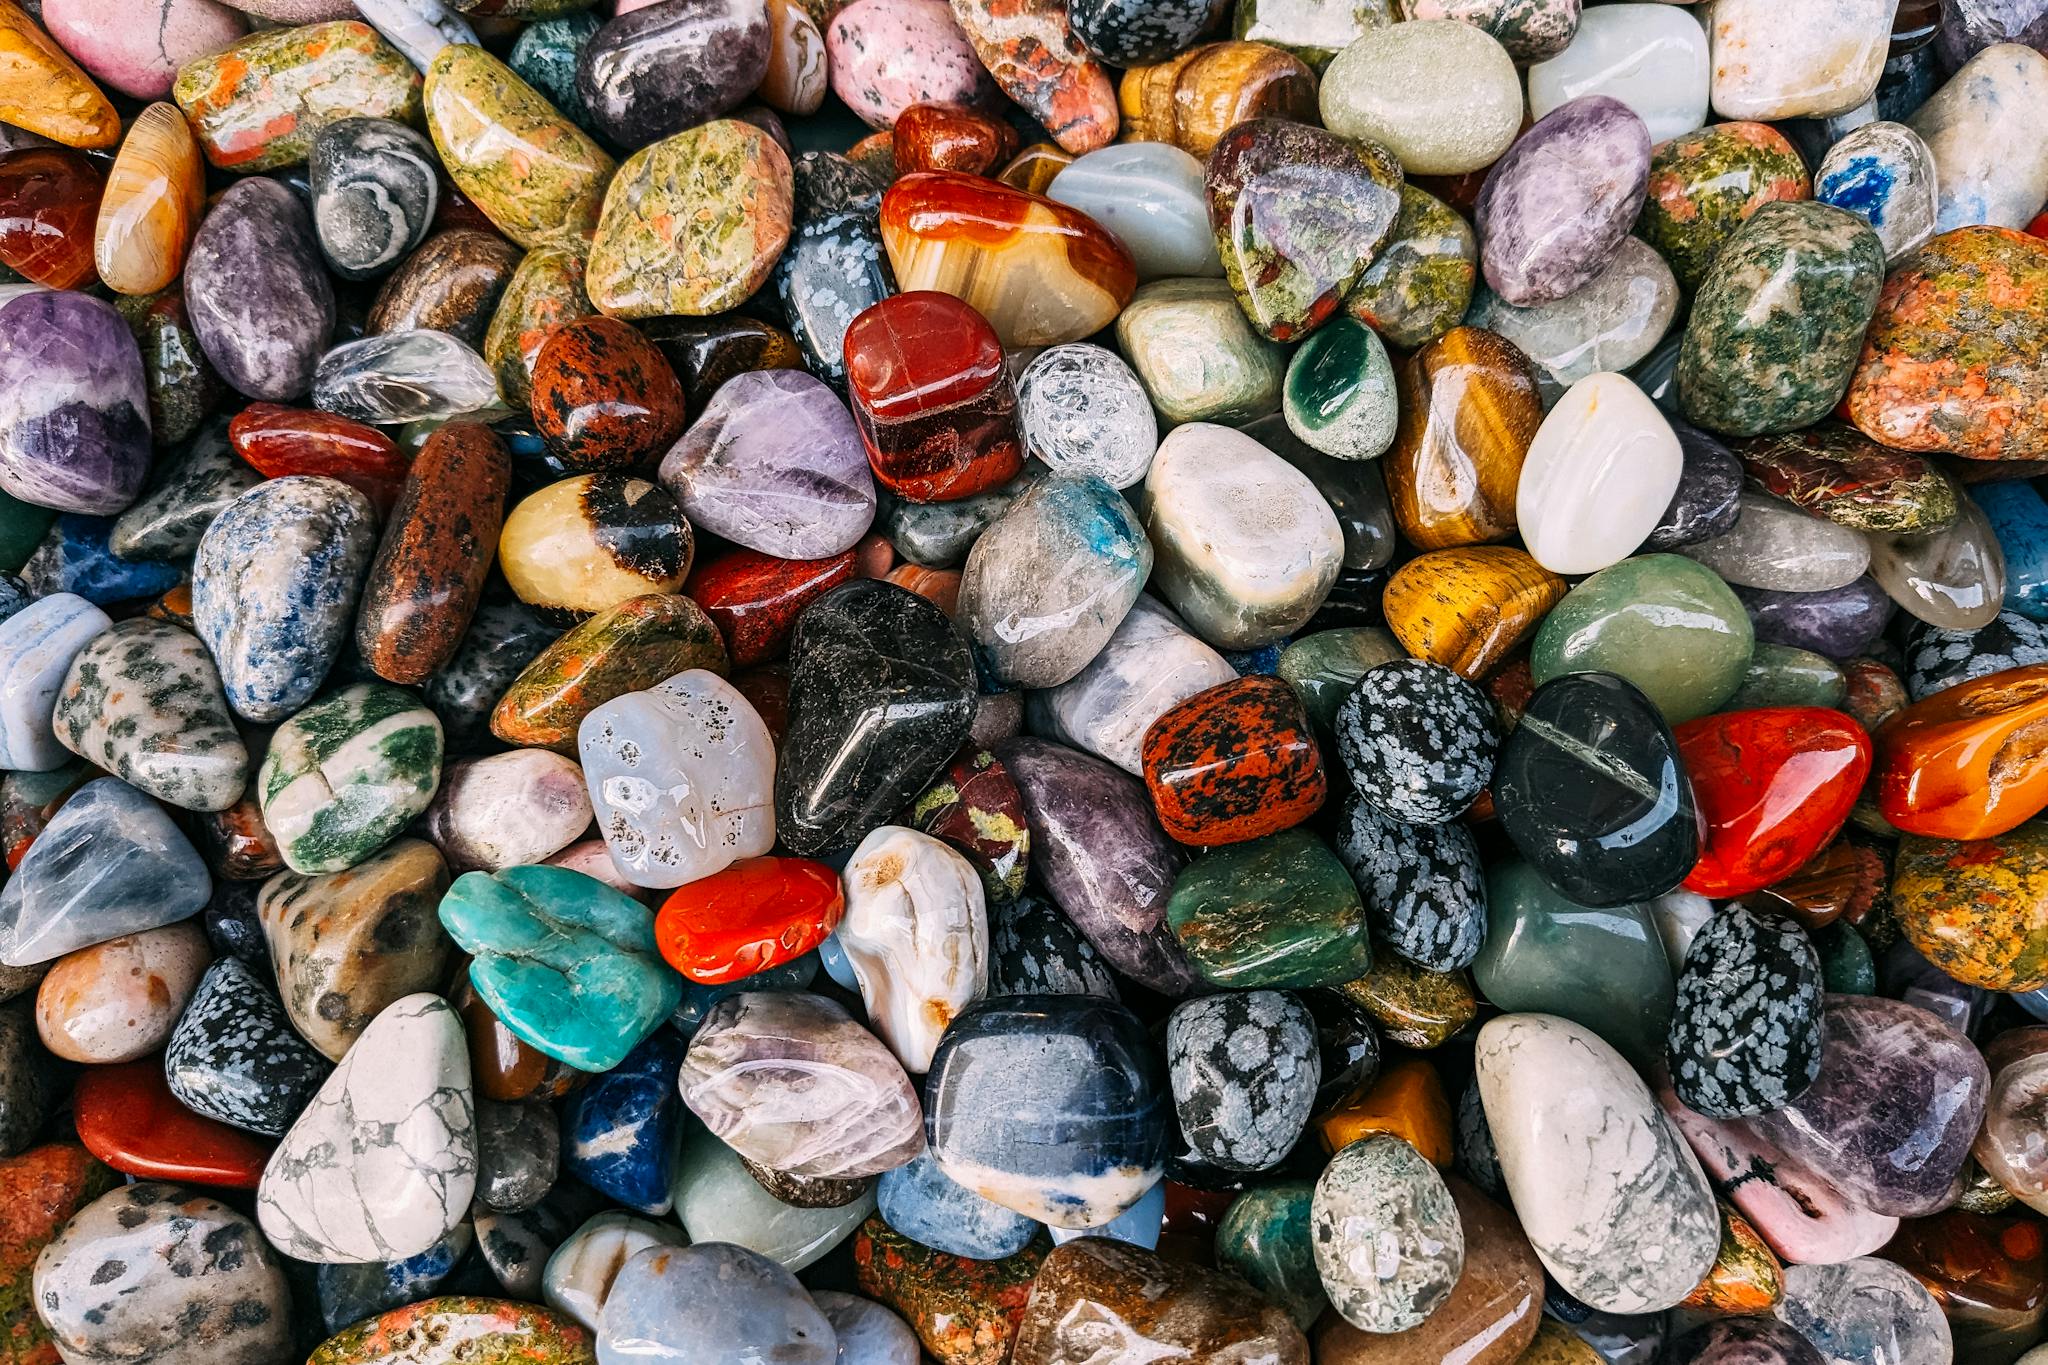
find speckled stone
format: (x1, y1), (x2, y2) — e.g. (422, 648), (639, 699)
(1815, 120), (1939, 263)
(1310, 1134), (1463, 1333)
(163, 954), (330, 1136)
(51, 618), (247, 813)
(1166, 990), (1318, 1173)
(1334, 793), (1486, 971)
(1343, 185), (1478, 351)
(1667, 905), (1825, 1120)
(107, 418), (257, 562)
(1334, 659), (1498, 824)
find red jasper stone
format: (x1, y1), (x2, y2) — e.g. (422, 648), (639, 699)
(892, 102), (1019, 176)
(228, 403), (412, 515)
(0, 148), (103, 289)
(1673, 706), (1872, 898)
(844, 291), (1024, 504)
(655, 855), (845, 984)
(1141, 674), (1328, 846)
(685, 546), (857, 668)
(529, 316), (688, 472)
(911, 749), (1030, 899)
(732, 665), (791, 740)
(72, 1060), (272, 1189)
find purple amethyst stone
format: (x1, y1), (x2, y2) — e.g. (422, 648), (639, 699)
(1738, 577), (1894, 659)
(184, 178), (337, 402)
(0, 291), (150, 515)
(1475, 94), (1652, 306)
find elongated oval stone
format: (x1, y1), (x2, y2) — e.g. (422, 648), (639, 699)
(574, 0), (769, 147)
(492, 593), (728, 752)
(173, 22), (420, 172)
(0, 0), (121, 149)
(0, 592), (111, 770)
(1475, 94), (1651, 307)
(192, 475), (377, 724)
(52, 618), (247, 813)
(1666, 905), (1824, 1119)
(1476, 1012), (1718, 1314)
(184, 178), (335, 401)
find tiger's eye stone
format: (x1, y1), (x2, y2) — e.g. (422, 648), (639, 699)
(172, 21), (421, 172)
(1674, 707), (1872, 898)
(1383, 327), (1544, 551)
(1893, 819), (2048, 992)
(1637, 122), (1811, 292)
(1382, 546), (1565, 680)
(529, 317), (686, 472)
(498, 474), (691, 619)
(0, 0), (120, 149)
(1117, 41), (1318, 157)
(1876, 663), (2048, 840)
(0, 148), (101, 290)
(879, 171), (1137, 348)
(845, 291), (1024, 504)
(1141, 675), (1327, 846)
(93, 104), (205, 298)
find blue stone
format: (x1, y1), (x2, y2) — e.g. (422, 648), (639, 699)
(316, 1225), (472, 1333)
(440, 865), (683, 1073)
(1975, 480), (2048, 623)
(21, 514), (181, 605)
(561, 1028), (688, 1214)
(673, 951), (818, 1031)
(816, 934), (857, 990)
(596, 1242), (835, 1365)
(1048, 1178), (1163, 1250)
(876, 1146), (1041, 1260)
(924, 994), (1169, 1230)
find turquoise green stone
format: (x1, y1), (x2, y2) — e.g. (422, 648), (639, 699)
(1277, 626), (1403, 737)
(1166, 827), (1372, 989)
(439, 863), (683, 1072)
(0, 489), (53, 574)
(1727, 642), (1848, 710)
(1216, 1180), (1326, 1329)
(1470, 860), (1674, 1070)
(1529, 553), (1754, 724)
(259, 682), (445, 875)
(1282, 315), (1398, 460)
(1676, 201), (1886, 439)
(1813, 920), (1877, 995)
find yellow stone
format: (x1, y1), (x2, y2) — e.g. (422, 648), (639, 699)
(94, 103), (206, 297)
(1317, 1056), (1453, 1164)
(0, 0), (118, 148)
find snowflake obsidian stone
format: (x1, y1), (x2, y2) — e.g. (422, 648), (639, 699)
(988, 894), (1120, 1000)
(1667, 904), (1825, 1119)
(1166, 990), (1320, 1173)
(1334, 658), (1500, 824)
(1334, 793), (1487, 972)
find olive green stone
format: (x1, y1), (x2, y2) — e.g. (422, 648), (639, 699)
(259, 682), (445, 875)
(1343, 186), (1476, 350)
(1331, 954), (1475, 1049)
(1727, 642), (1847, 710)
(1637, 122), (1809, 293)
(1166, 827), (1371, 989)
(1530, 553), (1754, 724)
(1677, 201), (1887, 438)
(1217, 1181), (1325, 1329)
(0, 491), (52, 575)
(1278, 627), (1403, 736)
(483, 243), (595, 407)
(424, 46), (616, 250)
(1282, 315), (1398, 461)
(1812, 920), (1876, 995)
(1115, 278), (1285, 426)
(1471, 860), (1674, 1071)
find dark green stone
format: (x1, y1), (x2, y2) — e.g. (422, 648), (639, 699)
(1165, 826), (1371, 989)
(1216, 1180), (1324, 1329)
(1727, 642), (1847, 710)
(0, 490), (54, 575)
(1813, 920), (1877, 995)
(1277, 627), (1403, 737)
(1281, 314), (1398, 459)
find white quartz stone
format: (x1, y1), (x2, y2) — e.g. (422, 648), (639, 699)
(1678, 490), (1874, 592)
(0, 593), (109, 770)
(1141, 423), (1345, 650)
(257, 992), (476, 1263)
(1475, 1012), (1719, 1314)
(425, 749), (594, 872)
(1527, 4), (1710, 143)
(1320, 21), (1523, 175)
(1516, 373), (1682, 576)
(1708, 0), (1895, 120)
(1910, 43), (2048, 233)
(578, 669), (776, 889)
(543, 1211), (687, 1331)
(1015, 344), (1160, 488)
(1046, 143), (1222, 282)
(1030, 595), (1236, 775)
(840, 826), (988, 1074)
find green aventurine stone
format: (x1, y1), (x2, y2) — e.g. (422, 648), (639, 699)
(259, 682), (445, 875)
(1344, 185), (1476, 350)
(1530, 553), (1754, 724)
(1216, 1181), (1326, 1329)
(1278, 627), (1403, 736)
(0, 491), (52, 575)
(1677, 201), (1887, 439)
(1166, 826), (1371, 989)
(1471, 860), (1674, 1071)
(1282, 315), (1398, 460)
(1728, 642), (1848, 710)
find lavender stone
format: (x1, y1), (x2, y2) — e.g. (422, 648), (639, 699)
(0, 292), (149, 515)
(1475, 94), (1652, 306)
(185, 178), (337, 401)
(1738, 577), (1894, 658)
(575, 0), (771, 148)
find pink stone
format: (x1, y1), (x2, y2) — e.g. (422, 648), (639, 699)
(546, 838), (660, 903)
(827, 0), (999, 128)
(43, 0), (245, 99)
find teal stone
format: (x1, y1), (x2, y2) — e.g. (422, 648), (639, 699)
(1530, 553), (1754, 724)
(1813, 920), (1876, 995)
(1470, 860), (1674, 1071)
(1277, 627), (1403, 737)
(1282, 315), (1399, 461)
(439, 864), (683, 1073)
(1216, 1180), (1325, 1330)
(0, 488), (53, 574)
(1676, 200), (1887, 439)
(259, 682), (445, 876)
(1727, 641), (1848, 710)
(1165, 826), (1372, 989)
(508, 13), (604, 135)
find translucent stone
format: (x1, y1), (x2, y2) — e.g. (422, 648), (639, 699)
(1015, 344), (1158, 488)
(312, 329), (503, 424)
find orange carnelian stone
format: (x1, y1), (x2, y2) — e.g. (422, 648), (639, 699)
(228, 402), (412, 516)
(1674, 706), (1872, 898)
(72, 1060), (272, 1188)
(656, 855), (845, 984)
(892, 102), (1019, 177)
(0, 147), (102, 289)
(845, 290), (1024, 503)
(1876, 663), (2048, 841)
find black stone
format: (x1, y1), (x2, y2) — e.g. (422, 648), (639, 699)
(1905, 610), (2048, 701)
(201, 881), (270, 969)
(988, 894), (1119, 1001)
(1333, 658), (1498, 825)
(1493, 671), (1698, 906)
(0, 999), (55, 1157)
(1068, 0), (1227, 67)
(163, 956), (332, 1136)
(1164, 990), (1319, 1173)
(1641, 418), (1743, 551)
(1300, 987), (1381, 1109)
(1334, 793), (1487, 972)
(423, 599), (560, 754)
(775, 205), (896, 389)
(1667, 905), (1824, 1120)
(1668, 1316), (1827, 1365)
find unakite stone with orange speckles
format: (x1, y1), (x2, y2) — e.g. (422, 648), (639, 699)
(173, 23), (420, 173)
(307, 1297), (595, 1365)
(586, 119), (794, 319)
(490, 594), (728, 753)
(483, 244), (595, 408)
(1636, 122), (1809, 292)
(853, 1217), (1048, 1365)
(1680, 1201), (1784, 1316)
(1894, 819), (2048, 991)
(423, 46), (615, 250)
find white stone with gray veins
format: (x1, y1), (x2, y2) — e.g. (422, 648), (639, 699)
(0, 593), (111, 770)
(1335, 658), (1500, 825)
(1335, 793), (1488, 971)
(1773, 1257), (1954, 1365)
(1029, 594), (1236, 775)
(257, 991), (477, 1264)
(1476, 1012), (1719, 1313)
(1311, 1134), (1465, 1333)
(425, 749), (594, 873)
(32, 1183), (292, 1365)
(53, 618), (250, 813)
(1166, 990), (1320, 1172)
(840, 825), (989, 1073)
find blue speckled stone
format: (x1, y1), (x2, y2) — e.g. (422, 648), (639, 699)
(440, 865), (683, 1073)
(1975, 480), (2048, 623)
(164, 954), (331, 1136)
(673, 951), (818, 1030)
(508, 13), (604, 135)
(317, 1224), (473, 1333)
(876, 1146), (1041, 1261)
(192, 476), (378, 723)
(561, 1027), (687, 1214)
(924, 994), (1169, 1230)
(21, 514), (181, 605)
